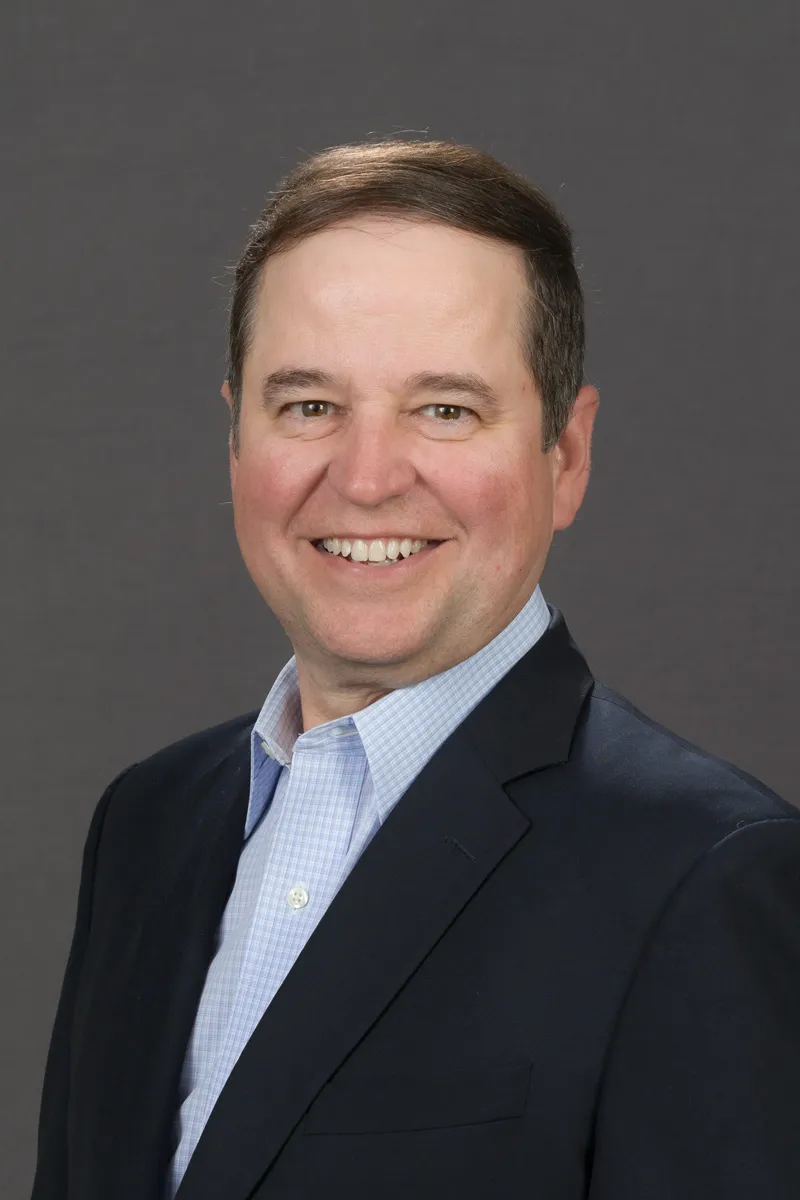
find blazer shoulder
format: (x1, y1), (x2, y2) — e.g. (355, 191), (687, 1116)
(513, 680), (800, 939)
(98, 708), (259, 831)
(577, 680), (798, 833)
(132, 708), (260, 782)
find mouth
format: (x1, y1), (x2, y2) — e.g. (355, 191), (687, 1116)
(310, 537), (445, 570)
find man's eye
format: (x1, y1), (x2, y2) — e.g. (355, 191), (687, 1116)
(281, 400), (332, 418)
(420, 403), (472, 421)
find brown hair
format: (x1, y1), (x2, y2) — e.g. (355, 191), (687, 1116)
(226, 138), (584, 456)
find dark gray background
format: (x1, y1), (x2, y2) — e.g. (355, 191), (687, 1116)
(2, 0), (798, 1194)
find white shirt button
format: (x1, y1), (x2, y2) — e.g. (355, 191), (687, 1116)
(286, 885), (309, 910)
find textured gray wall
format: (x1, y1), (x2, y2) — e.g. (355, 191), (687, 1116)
(2, 1), (798, 1195)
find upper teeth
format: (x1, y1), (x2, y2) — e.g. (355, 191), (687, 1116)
(320, 537), (429, 562)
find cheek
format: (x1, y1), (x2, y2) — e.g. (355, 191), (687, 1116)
(442, 447), (544, 547)
(233, 445), (307, 527)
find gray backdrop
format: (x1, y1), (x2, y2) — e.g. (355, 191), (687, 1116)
(2, 0), (798, 1194)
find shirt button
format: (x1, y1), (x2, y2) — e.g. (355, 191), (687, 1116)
(286, 885), (309, 910)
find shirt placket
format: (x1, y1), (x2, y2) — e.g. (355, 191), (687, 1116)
(222, 735), (367, 1058)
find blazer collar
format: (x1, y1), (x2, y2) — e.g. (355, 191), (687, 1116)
(172, 603), (594, 1200)
(463, 604), (595, 785)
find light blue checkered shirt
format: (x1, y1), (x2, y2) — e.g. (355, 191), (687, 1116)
(168, 584), (551, 1193)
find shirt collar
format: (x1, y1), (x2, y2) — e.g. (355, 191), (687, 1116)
(247, 583), (551, 834)
(247, 656), (361, 836)
(253, 657), (304, 768)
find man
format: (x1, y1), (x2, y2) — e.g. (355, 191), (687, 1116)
(33, 139), (800, 1200)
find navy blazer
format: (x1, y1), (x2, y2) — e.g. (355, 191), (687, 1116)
(32, 606), (800, 1199)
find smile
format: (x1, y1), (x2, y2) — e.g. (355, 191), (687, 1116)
(312, 537), (442, 567)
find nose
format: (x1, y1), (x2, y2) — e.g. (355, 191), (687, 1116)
(325, 412), (416, 507)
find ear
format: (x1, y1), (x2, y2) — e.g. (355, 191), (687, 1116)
(221, 381), (237, 488)
(551, 385), (600, 532)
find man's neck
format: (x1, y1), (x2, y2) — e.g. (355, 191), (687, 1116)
(298, 678), (392, 732)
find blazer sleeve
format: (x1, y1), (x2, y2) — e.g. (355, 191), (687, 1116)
(588, 816), (800, 1200)
(30, 765), (136, 1200)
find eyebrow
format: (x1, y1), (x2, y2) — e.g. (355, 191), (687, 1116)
(260, 367), (504, 414)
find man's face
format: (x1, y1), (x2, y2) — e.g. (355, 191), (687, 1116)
(228, 217), (596, 689)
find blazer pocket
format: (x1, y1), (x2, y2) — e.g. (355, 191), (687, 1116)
(305, 1063), (532, 1135)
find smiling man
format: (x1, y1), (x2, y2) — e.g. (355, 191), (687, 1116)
(224, 212), (584, 727)
(33, 140), (800, 1200)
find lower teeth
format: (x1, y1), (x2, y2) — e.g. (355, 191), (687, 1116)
(341, 556), (396, 565)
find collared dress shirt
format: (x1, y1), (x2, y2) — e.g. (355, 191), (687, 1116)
(167, 583), (551, 1194)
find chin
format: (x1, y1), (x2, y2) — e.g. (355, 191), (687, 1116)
(309, 622), (427, 668)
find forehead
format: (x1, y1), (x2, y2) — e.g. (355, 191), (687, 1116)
(250, 217), (529, 360)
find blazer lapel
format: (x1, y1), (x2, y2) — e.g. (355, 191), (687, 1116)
(80, 732), (252, 1198)
(175, 606), (594, 1200)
